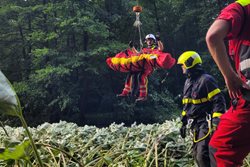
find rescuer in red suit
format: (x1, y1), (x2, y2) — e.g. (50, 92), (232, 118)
(206, 1), (250, 166)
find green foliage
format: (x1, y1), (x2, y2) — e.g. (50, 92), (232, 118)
(0, 0), (234, 126)
(0, 140), (30, 161)
(0, 71), (19, 117)
(1, 121), (250, 166)
(0, 120), (195, 167)
(0, 0), (242, 166)
(0, 71), (43, 166)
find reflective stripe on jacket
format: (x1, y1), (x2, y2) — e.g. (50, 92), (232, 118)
(182, 73), (226, 121)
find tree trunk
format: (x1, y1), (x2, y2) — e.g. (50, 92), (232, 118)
(105, 0), (112, 13)
(83, 31), (89, 51)
(28, 14), (32, 53)
(18, 25), (26, 80)
(53, 11), (58, 48)
(43, 0), (49, 47)
(72, 33), (76, 50)
(153, 0), (161, 33)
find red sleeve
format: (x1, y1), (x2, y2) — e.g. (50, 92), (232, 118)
(217, 3), (245, 39)
(156, 53), (176, 69)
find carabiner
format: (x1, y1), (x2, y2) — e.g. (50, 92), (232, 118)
(206, 113), (211, 121)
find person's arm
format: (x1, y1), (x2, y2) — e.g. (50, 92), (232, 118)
(157, 41), (164, 51)
(128, 41), (139, 54)
(206, 19), (248, 99)
(131, 47), (139, 54)
(155, 33), (164, 51)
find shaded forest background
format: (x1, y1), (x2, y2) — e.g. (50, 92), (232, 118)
(0, 0), (232, 127)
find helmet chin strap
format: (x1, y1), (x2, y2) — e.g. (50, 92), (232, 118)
(147, 44), (156, 49)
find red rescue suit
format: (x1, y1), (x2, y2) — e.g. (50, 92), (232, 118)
(106, 46), (175, 98)
(209, 2), (250, 167)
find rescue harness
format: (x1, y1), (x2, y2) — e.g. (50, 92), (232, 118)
(193, 114), (212, 143)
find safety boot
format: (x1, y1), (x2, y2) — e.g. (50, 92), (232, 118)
(117, 93), (129, 97)
(135, 96), (147, 102)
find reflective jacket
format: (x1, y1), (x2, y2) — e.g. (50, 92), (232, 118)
(181, 69), (226, 127)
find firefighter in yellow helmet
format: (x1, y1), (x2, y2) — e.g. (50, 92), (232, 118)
(177, 51), (226, 167)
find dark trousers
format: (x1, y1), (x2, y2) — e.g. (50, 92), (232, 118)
(193, 125), (211, 167)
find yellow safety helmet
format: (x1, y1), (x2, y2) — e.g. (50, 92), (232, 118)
(177, 51), (202, 69)
(236, 0), (250, 6)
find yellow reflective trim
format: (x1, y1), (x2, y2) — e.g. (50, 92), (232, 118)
(212, 112), (223, 118)
(192, 98), (208, 104)
(140, 54), (159, 60)
(182, 111), (186, 116)
(137, 54), (146, 61)
(120, 58), (131, 65)
(236, 0), (250, 6)
(182, 89), (221, 104)
(192, 99), (201, 104)
(201, 98), (208, 103)
(111, 54), (159, 65)
(182, 98), (208, 104)
(111, 57), (120, 65)
(131, 56), (139, 63)
(182, 98), (190, 104)
(208, 88), (221, 100)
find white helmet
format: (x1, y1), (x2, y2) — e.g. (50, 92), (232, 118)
(145, 34), (156, 41)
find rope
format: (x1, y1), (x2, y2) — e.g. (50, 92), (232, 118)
(193, 114), (212, 143)
(136, 0), (139, 5)
(133, 12), (143, 52)
(193, 127), (211, 143)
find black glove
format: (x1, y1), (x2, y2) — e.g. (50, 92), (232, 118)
(180, 125), (186, 138)
(129, 40), (134, 48)
(180, 115), (187, 138)
(212, 117), (220, 131)
(155, 32), (160, 41)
